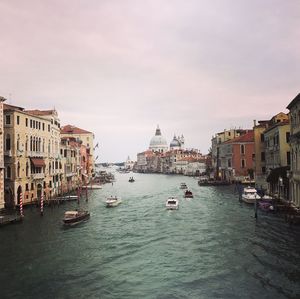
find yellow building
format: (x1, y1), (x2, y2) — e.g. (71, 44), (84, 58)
(253, 113), (289, 189)
(4, 104), (62, 207)
(287, 93), (300, 207)
(264, 113), (290, 198)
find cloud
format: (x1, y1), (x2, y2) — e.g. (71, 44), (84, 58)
(0, 0), (299, 161)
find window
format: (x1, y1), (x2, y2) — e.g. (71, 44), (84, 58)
(260, 134), (264, 142)
(287, 151), (291, 165)
(241, 159), (246, 168)
(6, 166), (11, 179)
(262, 167), (266, 174)
(17, 115), (20, 125)
(261, 152), (265, 162)
(286, 132), (290, 143)
(31, 183), (34, 190)
(42, 123), (45, 131)
(48, 124), (50, 132)
(240, 144), (245, 155)
(30, 119), (32, 128)
(25, 183), (29, 191)
(26, 118), (28, 127)
(26, 162), (29, 177)
(228, 132), (231, 137)
(17, 162), (20, 178)
(5, 134), (11, 151)
(5, 115), (11, 125)
(228, 159), (231, 167)
(33, 120), (35, 129)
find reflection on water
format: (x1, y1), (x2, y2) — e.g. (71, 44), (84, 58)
(0, 172), (300, 299)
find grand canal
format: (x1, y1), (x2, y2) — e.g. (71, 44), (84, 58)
(1, 172), (300, 299)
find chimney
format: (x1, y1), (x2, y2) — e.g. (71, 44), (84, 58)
(253, 120), (257, 127)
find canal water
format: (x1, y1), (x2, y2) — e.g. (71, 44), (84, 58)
(0, 172), (300, 299)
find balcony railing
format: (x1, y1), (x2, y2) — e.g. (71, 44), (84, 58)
(31, 173), (45, 180)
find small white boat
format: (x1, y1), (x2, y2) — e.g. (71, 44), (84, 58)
(106, 196), (122, 207)
(241, 186), (261, 204)
(180, 183), (187, 189)
(166, 197), (179, 210)
(84, 184), (102, 190)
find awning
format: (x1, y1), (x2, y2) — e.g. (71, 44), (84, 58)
(30, 158), (45, 168)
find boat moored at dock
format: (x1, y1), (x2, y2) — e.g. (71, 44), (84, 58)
(241, 186), (261, 204)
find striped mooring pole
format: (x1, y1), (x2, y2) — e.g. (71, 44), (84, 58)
(40, 192), (44, 216)
(20, 192), (24, 218)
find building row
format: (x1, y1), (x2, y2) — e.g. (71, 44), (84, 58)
(0, 97), (95, 210)
(210, 93), (300, 209)
(134, 125), (210, 176)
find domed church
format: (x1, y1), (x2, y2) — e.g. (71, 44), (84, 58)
(149, 125), (168, 153)
(170, 134), (185, 150)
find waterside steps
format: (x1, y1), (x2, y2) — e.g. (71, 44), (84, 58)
(0, 213), (22, 227)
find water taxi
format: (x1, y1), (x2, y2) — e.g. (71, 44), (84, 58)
(106, 196), (122, 207)
(63, 210), (90, 226)
(241, 186), (261, 204)
(166, 197), (179, 210)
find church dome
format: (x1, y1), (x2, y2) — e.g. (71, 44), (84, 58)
(170, 135), (182, 149)
(149, 125), (168, 152)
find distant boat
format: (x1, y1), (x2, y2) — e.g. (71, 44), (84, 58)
(180, 183), (188, 189)
(166, 197), (179, 210)
(241, 187), (261, 204)
(106, 196), (122, 208)
(84, 184), (102, 190)
(129, 177), (135, 183)
(63, 210), (90, 226)
(184, 190), (194, 198)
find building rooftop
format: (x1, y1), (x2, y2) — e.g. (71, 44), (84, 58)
(287, 93), (300, 110)
(61, 125), (92, 135)
(225, 130), (254, 143)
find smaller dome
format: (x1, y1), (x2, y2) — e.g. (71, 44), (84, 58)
(170, 135), (181, 149)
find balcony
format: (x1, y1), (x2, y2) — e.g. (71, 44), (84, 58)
(31, 173), (45, 180)
(66, 172), (76, 178)
(27, 151), (46, 157)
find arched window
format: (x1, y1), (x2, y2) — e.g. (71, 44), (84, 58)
(17, 162), (20, 178)
(5, 134), (11, 151)
(6, 166), (11, 178)
(49, 163), (51, 175)
(26, 162), (29, 177)
(33, 137), (36, 151)
(17, 134), (20, 151)
(30, 136), (33, 151)
(25, 136), (28, 151)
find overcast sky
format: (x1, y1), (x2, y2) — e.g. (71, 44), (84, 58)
(1, 0), (299, 162)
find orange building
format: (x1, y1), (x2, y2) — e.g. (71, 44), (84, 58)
(221, 131), (255, 181)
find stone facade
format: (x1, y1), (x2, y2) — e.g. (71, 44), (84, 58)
(287, 94), (300, 207)
(3, 105), (62, 207)
(0, 97), (5, 209)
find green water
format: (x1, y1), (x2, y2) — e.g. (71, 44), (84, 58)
(0, 172), (300, 298)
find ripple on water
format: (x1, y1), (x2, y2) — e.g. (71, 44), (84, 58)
(0, 173), (300, 299)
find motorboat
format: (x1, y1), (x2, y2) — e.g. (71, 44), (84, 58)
(106, 196), (122, 207)
(258, 201), (275, 212)
(129, 177), (135, 183)
(184, 190), (194, 198)
(180, 183), (188, 189)
(63, 210), (90, 225)
(84, 184), (102, 190)
(166, 197), (179, 210)
(241, 186), (261, 204)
